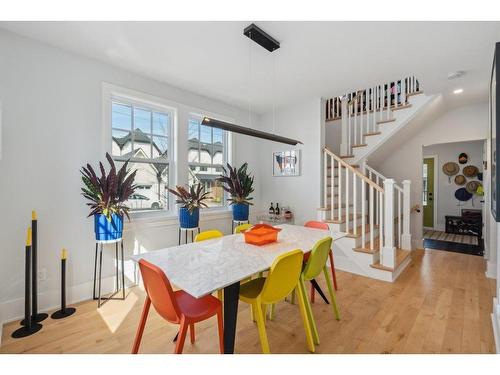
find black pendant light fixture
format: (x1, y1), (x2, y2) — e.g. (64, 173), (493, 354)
(201, 23), (303, 146)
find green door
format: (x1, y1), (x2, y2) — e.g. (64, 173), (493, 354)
(423, 158), (434, 228)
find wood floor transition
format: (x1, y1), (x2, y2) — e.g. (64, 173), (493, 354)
(0, 249), (496, 354)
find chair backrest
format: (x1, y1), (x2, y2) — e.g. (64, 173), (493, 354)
(261, 249), (304, 304)
(234, 223), (253, 234)
(302, 237), (333, 281)
(194, 229), (224, 242)
(138, 259), (181, 323)
(304, 221), (329, 230)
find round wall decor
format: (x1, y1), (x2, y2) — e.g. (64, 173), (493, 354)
(463, 165), (479, 178)
(443, 162), (459, 176)
(454, 175), (466, 185)
(466, 181), (481, 194)
(455, 187), (472, 201)
(458, 153), (468, 164)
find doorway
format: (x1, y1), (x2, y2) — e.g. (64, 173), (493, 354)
(423, 157), (435, 229)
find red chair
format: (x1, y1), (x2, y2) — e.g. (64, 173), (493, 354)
(132, 259), (224, 354)
(304, 221), (338, 303)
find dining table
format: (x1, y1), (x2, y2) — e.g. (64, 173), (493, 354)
(130, 223), (346, 354)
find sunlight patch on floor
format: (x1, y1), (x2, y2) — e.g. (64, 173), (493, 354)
(97, 291), (139, 333)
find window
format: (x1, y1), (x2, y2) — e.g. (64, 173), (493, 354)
(422, 163), (428, 206)
(111, 100), (172, 212)
(188, 116), (227, 207)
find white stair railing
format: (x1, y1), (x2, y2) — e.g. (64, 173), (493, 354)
(327, 76), (421, 156)
(363, 161), (412, 255)
(324, 147), (385, 255)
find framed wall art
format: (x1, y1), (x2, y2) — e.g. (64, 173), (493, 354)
(272, 150), (300, 177)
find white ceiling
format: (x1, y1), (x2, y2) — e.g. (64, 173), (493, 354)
(1, 21), (500, 113)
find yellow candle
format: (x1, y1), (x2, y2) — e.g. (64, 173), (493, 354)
(26, 227), (32, 247)
(32, 210), (37, 220)
(61, 248), (67, 260)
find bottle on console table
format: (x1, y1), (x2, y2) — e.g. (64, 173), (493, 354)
(275, 203), (280, 216)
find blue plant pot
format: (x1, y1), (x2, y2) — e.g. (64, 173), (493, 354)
(179, 207), (199, 228)
(94, 213), (123, 241)
(232, 203), (249, 221)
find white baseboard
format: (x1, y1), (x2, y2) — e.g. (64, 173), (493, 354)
(486, 260), (497, 279)
(492, 298), (500, 354)
(0, 275), (118, 346)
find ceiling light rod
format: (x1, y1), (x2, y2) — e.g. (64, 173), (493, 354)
(201, 117), (302, 146)
(243, 23), (280, 52)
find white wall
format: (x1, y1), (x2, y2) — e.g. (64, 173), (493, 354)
(0, 30), (262, 324)
(371, 102), (489, 249)
(423, 140), (485, 231)
(257, 97), (324, 226)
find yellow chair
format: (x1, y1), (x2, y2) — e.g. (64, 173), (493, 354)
(234, 223), (253, 234)
(239, 249), (315, 353)
(194, 229), (224, 300)
(194, 229), (223, 242)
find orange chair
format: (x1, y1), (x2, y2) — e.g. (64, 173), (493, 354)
(304, 221), (338, 303)
(132, 259), (224, 354)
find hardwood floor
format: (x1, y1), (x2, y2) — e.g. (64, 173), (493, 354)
(0, 249), (496, 354)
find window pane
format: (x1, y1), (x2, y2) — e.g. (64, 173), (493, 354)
(200, 124), (212, 144)
(134, 107), (152, 134)
(153, 112), (169, 136)
(112, 129), (133, 157)
(188, 166), (224, 207)
(213, 128), (223, 144)
(121, 161), (169, 211)
(132, 130), (152, 159)
(112, 102), (132, 130)
(152, 136), (168, 158)
(188, 119), (199, 141)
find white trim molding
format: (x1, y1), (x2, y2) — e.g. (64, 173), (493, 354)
(492, 298), (500, 353)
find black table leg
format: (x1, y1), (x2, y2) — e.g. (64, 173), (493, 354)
(310, 279), (329, 304)
(223, 282), (240, 354)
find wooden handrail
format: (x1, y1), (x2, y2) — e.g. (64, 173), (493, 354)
(324, 147), (384, 192)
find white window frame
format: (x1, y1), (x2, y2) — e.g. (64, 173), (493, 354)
(188, 113), (231, 209)
(102, 83), (177, 219)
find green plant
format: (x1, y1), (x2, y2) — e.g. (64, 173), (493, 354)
(218, 162), (254, 205)
(168, 184), (210, 213)
(80, 153), (137, 220)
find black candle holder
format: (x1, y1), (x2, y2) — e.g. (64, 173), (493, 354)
(21, 213), (48, 325)
(51, 250), (76, 319)
(12, 228), (43, 338)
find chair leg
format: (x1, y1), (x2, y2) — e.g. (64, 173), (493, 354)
(310, 283), (316, 303)
(174, 318), (189, 354)
(189, 323), (195, 344)
(323, 266), (341, 320)
(216, 307), (224, 354)
(329, 251), (338, 291)
(217, 289), (223, 301)
(300, 276), (319, 345)
(262, 304), (267, 322)
(295, 284), (315, 353)
(250, 304), (256, 322)
(269, 303), (276, 321)
(131, 297), (151, 354)
(290, 288), (296, 305)
(253, 301), (270, 354)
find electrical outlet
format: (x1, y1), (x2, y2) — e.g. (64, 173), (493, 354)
(37, 268), (47, 282)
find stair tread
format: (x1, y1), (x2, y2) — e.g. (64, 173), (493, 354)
(353, 237), (381, 253)
(392, 103), (412, 111)
(340, 155), (354, 159)
(327, 164), (360, 169)
(377, 118), (396, 124)
(369, 249), (411, 272)
(346, 224), (379, 238)
(364, 132), (381, 136)
(407, 91), (423, 97)
(352, 144), (367, 148)
(325, 213), (365, 224)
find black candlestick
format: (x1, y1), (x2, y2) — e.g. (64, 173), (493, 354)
(51, 250), (76, 319)
(22, 212), (48, 325)
(12, 228), (42, 338)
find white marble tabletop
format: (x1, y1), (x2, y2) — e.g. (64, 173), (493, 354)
(130, 224), (346, 299)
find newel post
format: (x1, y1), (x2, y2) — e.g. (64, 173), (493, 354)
(382, 178), (396, 269)
(340, 96), (348, 156)
(401, 180), (412, 250)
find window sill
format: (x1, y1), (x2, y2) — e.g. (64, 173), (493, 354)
(125, 207), (232, 230)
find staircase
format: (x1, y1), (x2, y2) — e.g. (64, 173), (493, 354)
(318, 76), (428, 282)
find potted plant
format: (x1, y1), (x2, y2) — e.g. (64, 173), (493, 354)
(80, 153), (137, 241)
(218, 163), (254, 221)
(169, 184), (210, 228)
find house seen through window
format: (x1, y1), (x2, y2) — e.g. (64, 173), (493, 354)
(111, 100), (171, 212)
(188, 116), (226, 207)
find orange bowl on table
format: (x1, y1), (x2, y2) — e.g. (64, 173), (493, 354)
(243, 224), (282, 246)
